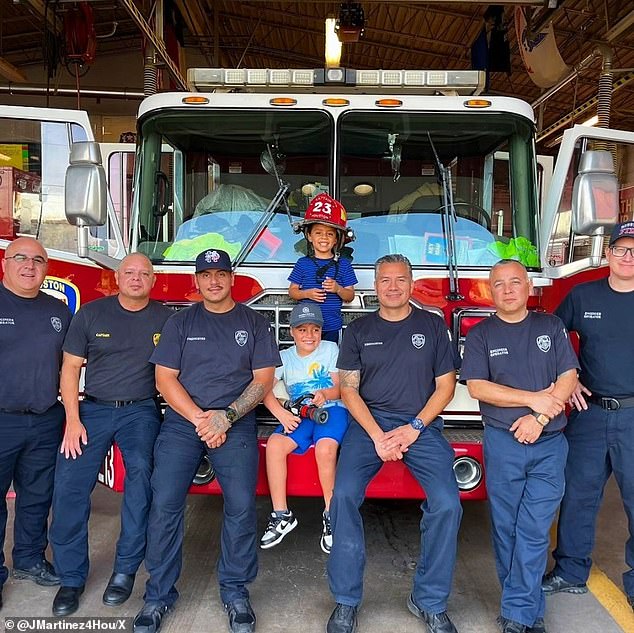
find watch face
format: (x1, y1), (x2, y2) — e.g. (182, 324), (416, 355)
(410, 417), (425, 431)
(226, 408), (238, 423)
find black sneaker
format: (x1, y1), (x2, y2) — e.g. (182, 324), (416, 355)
(541, 571), (588, 595)
(327, 603), (358, 633)
(224, 597), (256, 633)
(133, 603), (171, 633)
(407, 594), (457, 633)
(259, 510), (298, 549)
(527, 617), (547, 633)
(321, 511), (333, 554)
(13, 559), (60, 586)
(496, 616), (526, 633)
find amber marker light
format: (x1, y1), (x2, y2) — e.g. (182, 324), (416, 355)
(464, 99), (492, 108)
(270, 97), (297, 106)
(376, 99), (403, 107)
(182, 96), (209, 104)
(322, 98), (350, 107)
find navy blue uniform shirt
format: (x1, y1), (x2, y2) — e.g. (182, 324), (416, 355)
(460, 311), (579, 432)
(556, 278), (634, 397)
(337, 307), (458, 419)
(0, 283), (71, 413)
(150, 302), (281, 410)
(63, 295), (172, 401)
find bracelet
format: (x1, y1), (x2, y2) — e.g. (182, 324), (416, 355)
(531, 411), (550, 427)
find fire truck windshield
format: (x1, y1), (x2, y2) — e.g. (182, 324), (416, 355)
(132, 108), (539, 269)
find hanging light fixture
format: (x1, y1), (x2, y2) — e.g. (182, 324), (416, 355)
(325, 17), (342, 68)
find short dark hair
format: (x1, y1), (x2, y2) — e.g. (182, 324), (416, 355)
(374, 253), (413, 277)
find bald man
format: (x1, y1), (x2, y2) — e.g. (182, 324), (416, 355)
(50, 254), (172, 617)
(0, 238), (71, 610)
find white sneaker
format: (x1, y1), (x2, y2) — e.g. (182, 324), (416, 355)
(260, 511), (298, 549)
(321, 511), (332, 554)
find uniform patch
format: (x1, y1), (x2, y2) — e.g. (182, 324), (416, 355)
(536, 335), (551, 353)
(50, 316), (62, 332)
(153, 333), (161, 346)
(411, 333), (426, 349)
(583, 311), (601, 319)
(235, 330), (248, 346)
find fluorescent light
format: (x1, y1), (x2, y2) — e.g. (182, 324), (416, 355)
(581, 115), (599, 126)
(325, 18), (342, 69)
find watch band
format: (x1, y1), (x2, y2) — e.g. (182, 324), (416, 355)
(410, 417), (426, 431)
(531, 411), (550, 427)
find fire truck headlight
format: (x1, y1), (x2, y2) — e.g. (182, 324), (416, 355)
(192, 455), (216, 486)
(453, 456), (482, 491)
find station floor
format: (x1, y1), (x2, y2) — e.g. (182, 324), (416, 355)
(2, 477), (633, 633)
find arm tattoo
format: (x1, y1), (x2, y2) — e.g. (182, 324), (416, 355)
(232, 381), (267, 418)
(340, 370), (360, 392)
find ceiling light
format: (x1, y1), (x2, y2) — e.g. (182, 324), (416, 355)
(353, 183), (374, 196)
(325, 17), (342, 69)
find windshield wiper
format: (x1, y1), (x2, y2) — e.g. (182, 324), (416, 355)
(232, 143), (293, 269)
(427, 132), (463, 301)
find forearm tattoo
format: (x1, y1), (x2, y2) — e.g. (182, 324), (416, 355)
(340, 370), (360, 392)
(232, 381), (267, 418)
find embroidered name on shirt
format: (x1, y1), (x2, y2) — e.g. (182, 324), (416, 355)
(0, 318), (15, 325)
(489, 347), (509, 357)
(95, 332), (110, 338)
(583, 311), (601, 319)
(187, 336), (206, 341)
(364, 341), (383, 347)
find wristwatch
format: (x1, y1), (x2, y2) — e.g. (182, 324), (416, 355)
(531, 411), (550, 427)
(410, 417), (426, 431)
(225, 407), (239, 425)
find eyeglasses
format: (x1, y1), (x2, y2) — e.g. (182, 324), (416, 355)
(609, 246), (634, 258)
(5, 253), (48, 266)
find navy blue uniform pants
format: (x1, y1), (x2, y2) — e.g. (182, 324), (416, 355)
(553, 404), (634, 596)
(327, 415), (462, 613)
(0, 403), (64, 587)
(143, 409), (258, 607)
(484, 425), (567, 628)
(50, 399), (160, 587)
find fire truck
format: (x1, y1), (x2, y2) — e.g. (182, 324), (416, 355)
(2, 69), (633, 500)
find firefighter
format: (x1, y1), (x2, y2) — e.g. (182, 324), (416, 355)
(133, 249), (279, 633)
(543, 221), (634, 611)
(326, 253), (462, 633)
(50, 253), (171, 617)
(461, 259), (579, 633)
(289, 192), (357, 343)
(0, 237), (71, 610)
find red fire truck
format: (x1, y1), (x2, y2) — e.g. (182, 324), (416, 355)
(2, 70), (633, 501)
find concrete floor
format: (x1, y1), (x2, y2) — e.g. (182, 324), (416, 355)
(2, 478), (633, 633)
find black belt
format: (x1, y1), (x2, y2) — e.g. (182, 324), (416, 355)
(588, 394), (634, 410)
(84, 395), (149, 408)
(0, 408), (37, 414)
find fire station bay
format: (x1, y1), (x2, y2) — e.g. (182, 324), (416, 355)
(1, 2), (634, 633)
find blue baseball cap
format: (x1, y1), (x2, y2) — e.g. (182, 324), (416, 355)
(195, 249), (232, 273)
(609, 222), (634, 246)
(289, 303), (323, 327)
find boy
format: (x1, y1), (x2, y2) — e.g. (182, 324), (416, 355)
(289, 193), (357, 343)
(260, 303), (349, 553)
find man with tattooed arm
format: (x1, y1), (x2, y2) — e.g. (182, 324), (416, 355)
(133, 249), (280, 633)
(326, 254), (462, 633)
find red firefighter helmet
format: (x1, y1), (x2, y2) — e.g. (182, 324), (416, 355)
(295, 193), (355, 251)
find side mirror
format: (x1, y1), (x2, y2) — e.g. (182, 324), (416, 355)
(65, 141), (107, 227)
(572, 150), (619, 235)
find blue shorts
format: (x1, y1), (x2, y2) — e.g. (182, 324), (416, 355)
(273, 404), (349, 455)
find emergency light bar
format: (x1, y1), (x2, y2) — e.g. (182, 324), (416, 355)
(187, 68), (485, 96)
